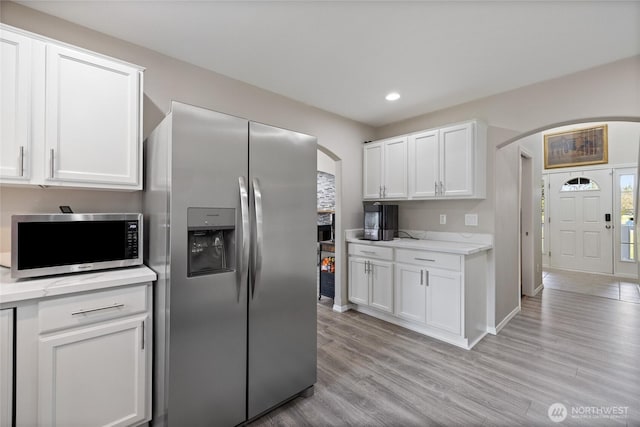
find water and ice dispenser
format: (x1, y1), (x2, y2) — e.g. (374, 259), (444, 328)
(187, 207), (236, 277)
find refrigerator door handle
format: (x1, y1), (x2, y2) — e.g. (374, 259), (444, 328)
(239, 177), (251, 299)
(251, 178), (264, 298)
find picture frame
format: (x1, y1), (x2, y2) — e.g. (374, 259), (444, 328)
(544, 124), (608, 169)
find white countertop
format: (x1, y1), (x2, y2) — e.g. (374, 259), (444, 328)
(0, 265), (157, 305)
(346, 230), (493, 255)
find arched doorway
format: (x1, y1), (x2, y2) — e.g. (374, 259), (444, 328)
(496, 117), (640, 305)
(316, 145), (346, 311)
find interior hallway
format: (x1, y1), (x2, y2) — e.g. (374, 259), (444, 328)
(543, 268), (640, 304)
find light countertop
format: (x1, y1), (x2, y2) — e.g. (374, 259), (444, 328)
(0, 265), (157, 305)
(345, 230), (493, 255)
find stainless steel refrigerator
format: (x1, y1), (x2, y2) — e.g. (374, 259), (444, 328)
(144, 101), (317, 426)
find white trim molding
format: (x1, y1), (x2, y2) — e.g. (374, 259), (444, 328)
(487, 306), (521, 335)
(532, 283), (544, 296)
(332, 304), (353, 313)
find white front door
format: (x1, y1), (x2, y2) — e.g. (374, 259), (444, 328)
(549, 169), (613, 274)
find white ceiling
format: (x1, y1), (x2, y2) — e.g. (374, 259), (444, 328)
(16, 1), (640, 127)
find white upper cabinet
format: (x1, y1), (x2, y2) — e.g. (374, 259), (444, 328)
(440, 122), (474, 198)
(408, 120), (486, 200)
(45, 45), (141, 187)
(367, 119), (486, 201)
(0, 29), (31, 181)
(0, 24), (144, 190)
(363, 136), (407, 199)
(363, 142), (383, 199)
(408, 129), (439, 198)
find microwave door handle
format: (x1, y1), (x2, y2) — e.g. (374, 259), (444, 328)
(238, 177), (250, 302)
(251, 178), (264, 299)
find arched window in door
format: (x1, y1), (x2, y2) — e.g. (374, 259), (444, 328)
(560, 177), (600, 192)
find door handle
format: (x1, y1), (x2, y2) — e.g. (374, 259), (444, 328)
(19, 145), (24, 177)
(49, 148), (55, 179)
(251, 178), (264, 299)
(238, 177), (250, 301)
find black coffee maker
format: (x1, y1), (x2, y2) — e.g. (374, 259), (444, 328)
(363, 203), (398, 241)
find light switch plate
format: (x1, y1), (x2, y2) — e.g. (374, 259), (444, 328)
(440, 214), (447, 225)
(465, 213), (478, 226)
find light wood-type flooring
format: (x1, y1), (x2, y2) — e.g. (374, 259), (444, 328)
(250, 289), (640, 426)
(543, 268), (640, 304)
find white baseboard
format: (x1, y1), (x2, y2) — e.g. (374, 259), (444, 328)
(532, 283), (544, 296)
(487, 306), (521, 335)
(332, 303), (353, 313)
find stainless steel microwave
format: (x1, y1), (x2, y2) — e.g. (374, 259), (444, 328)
(11, 213), (142, 278)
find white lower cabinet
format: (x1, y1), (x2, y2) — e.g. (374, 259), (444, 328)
(369, 260), (393, 313)
(35, 284), (151, 427)
(425, 268), (461, 335)
(394, 264), (426, 323)
(38, 315), (148, 427)
(349, 242), (488, 349)
(348, 258), (369, 305)
(348, 257), (393, 313)
(0, 309), (14, 427)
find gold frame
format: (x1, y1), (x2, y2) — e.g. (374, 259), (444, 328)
(544, 124), (608, 169)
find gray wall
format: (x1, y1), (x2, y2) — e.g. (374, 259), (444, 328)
(0, 2), (374, 307)
(375, 55), (640, 329)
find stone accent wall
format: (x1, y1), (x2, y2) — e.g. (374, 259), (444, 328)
(317, 171), (335, 225)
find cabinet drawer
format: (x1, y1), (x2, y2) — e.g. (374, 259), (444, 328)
(349, 243), (393, 260)
(39, 284), (147, 333)
(395, 249), (461, 271)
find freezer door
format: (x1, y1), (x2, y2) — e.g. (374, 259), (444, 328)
(248, 122), (317, 419)
(165, 102), (249, 427)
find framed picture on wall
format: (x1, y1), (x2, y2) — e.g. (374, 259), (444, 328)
(544, 124), (608, 169)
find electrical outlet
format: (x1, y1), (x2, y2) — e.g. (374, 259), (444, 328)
(440, 214), (447, 225)
(465, 213), (478, 226)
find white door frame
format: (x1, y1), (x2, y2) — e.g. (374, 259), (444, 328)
(519, 148), (535, 297)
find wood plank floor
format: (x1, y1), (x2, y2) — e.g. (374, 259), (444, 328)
(249, 289), (640, 426)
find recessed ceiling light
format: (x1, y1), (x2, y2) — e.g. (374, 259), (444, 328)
(385, 92), (400, 101)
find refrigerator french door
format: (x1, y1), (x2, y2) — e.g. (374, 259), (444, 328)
(145, 102), (317, 427)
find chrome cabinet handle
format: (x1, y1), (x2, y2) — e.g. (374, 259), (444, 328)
(19, 146), (24, 177)
(426, 270), (430, 286)
(420, 270), (423, 285)
(383, 186), (386, 198)
(361, 250), (376, 255)
(251, 178), (264, 299)
(364, 260), (367, 274)
(71, 303), (124, 316)
(415, 257), (436, 262)
(50, 148), (55, 178)
(434, 181), (437, 195)
(238, 177), (250, 300)
(439, 181), (444, 195)
(379, 185), (383, 198)
(141, 320), (145, 350)
(605, 225), (612, 229)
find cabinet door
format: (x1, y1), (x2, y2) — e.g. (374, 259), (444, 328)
(363, 142), (383, 199)
(426, 269), (462, 335)
(348, 258), (369, 305)
(369, 260), (393, 313)
(440, 122), (474, 197)
(45, 44), (141, 188)
(394, 263), (426, 323)
(408, 130), (439, 198)
(383, 137), (407, 198)
(38, 315), (148, 427)
(0, 309), (13, 427)
(0, 28), (31, 181)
